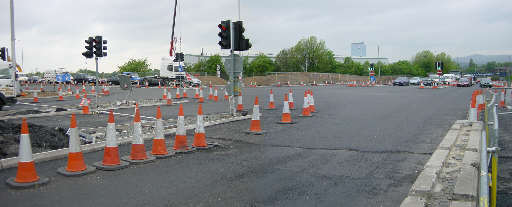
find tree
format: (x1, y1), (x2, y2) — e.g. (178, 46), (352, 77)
(412, 50), (436, 74)
(274, 36), (336, 73)
(435, 52), (457, 73)
(189, 55), (228, 79)
(246, 54), (275, 76)
(117, 58), (152, 76)
(468, 58), (477, 72)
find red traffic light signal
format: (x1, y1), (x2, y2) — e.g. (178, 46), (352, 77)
(218, 20), (231, 49)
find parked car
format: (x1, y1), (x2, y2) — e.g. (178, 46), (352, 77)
(457, 78), (471, 87)
(141, 76), (160, 86)
(421, 79), (434, 86)
(479, 78), (492, 88)
(28, 76), (40, 83)
(393, 77), (409, 86)
(409, 77), (421, 85)
(107, 76), (120, 85)
(73, 73), (89, 84)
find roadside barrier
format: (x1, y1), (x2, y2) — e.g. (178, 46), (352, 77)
(151, 106), (172, 158)
(94, 110), (129, 170)
(57, 114), (96, 176)
(6, 118), (50, 189)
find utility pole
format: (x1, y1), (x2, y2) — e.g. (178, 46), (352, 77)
(10, 0), (17, 96)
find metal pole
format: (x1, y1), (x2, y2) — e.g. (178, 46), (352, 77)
(479, 130), (489, 207)
(491, 103), (498, 207)
(237, 0), (240, 20)
(229, 20), (236, 115)
(95, 57), (99, 108)
(10, 0), (17, 96)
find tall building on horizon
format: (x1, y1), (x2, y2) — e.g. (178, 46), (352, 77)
(351, 42), (366, 57)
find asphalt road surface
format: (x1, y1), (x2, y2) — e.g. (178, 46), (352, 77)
(1, 86), (474, 206)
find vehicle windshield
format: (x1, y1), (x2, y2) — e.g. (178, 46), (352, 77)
(0, 68), (11, 79)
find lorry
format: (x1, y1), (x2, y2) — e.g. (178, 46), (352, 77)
(159, 55), (190, 86)
(0, 61), (20, 110)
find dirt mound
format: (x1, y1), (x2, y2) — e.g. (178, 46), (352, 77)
(243, 72), (399, 86)
(0, 120), (69, 159)
(197, 76), (227, 85)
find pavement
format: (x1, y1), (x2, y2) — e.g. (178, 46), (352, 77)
(0, 85), (474, 206)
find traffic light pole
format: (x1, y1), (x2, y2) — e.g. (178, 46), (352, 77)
(229, 21), (237, 115)
(10, 0), (17, 97)
(95, 57), (99, 109)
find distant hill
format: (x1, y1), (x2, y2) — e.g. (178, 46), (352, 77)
(454, 54), (512, 67)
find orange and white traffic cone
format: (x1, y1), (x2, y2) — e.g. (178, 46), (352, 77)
(419, 81), (425, 89)
(176, 87), (181, 99)
(57, 114), (96, 176)
(57, 88), (64, 101)
(278, 93), (295, 124)
(40, 83), (44, 92)
(208, 85), (213, 100)
(32, 91), (39, 103)
(214, 87), (219, 102)
(91, 85), (96, 94)
(198, 88), (205, 103)
(224, 88), (229, 100)
(174, 104), (193, 153)
(82, 84), (86, 94)
(246, 96), (265, 134)
(266, 89), (276, 110)
(309, 90), (317, 113)
(75, 87), (80, 99)
(122, 108), (156, 164)
(237, 91), (244, 112)
(158, 81), (161, 88)
(194, 87), (200, 99)
(300, 91), (312, 117)
(94, 110), (129, 170)
(162, 87), (168, 100)
(151, 106), (173, 158)
(82, 98), (90, 114)
(499, 89), (505, 108)
(288, 89), (295, 110)
(183, 87), (188, 98)
(67, 85), (72, 93)
(167, 91), (173, 105)
(6, 118), (50, 188)
(192, 104), (215, 149)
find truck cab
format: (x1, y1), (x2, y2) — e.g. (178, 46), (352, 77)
(160, 57), (187, 85)
(0, 62), (20, 110)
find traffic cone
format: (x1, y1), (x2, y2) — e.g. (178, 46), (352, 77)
(309, 90), (317, 113)
(224, 88), (229, 100)
(469, 93), (478, 121)
(192, 104), (215, 149)
(32, 91), (39, 103)
(288, 89), (295, 110)
(419, 81), (425, 89)
(237, 91), (244, 112)
(198, 88), (205, 103)
(67, 85), (72, 93)
(91, 85), (96, 94)
(122, 108), (156, 164)
(266, 89), (276, 110)
(82, 84), (86, 93)
(82, 98), (90, 114)
(167, 91), (173, 105)
(158, 81), (161, 88)
(300, 91), (312, 117)
(214, 87), (219, 102)
(6, 118), (50, 189)
(75, 87), (80, 99)
(194, 87), (200, 99)
(57, 114), (96, 176)
(145, 81), (149, 88)
(151, 106), (173, 158)
(246, 96), (265, 134)
(40, 83), (44, 92)
(499, 89), (505, 108)
(94, 110), (129, 170)
(278, 93), (295, 124)
(208, 85), (213, 100)
(176, 87), (181, 99)
(174, 104), (193, 153)
(57, 88), (64, 101)
(162, 87), (168, 100)
(183, 87), (188, 98)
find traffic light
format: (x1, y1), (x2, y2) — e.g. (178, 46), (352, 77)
(174, 52), (184, 62)
(93, 36), (107, 57)
(369, 63), (375, 70)
(82, 37), (94, 58)
(233, 21), (251, 51)
(218, 20), (231, 49)
(0, 47), (6, 61)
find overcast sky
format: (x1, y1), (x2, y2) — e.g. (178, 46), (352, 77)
(0, 0), (511, 73)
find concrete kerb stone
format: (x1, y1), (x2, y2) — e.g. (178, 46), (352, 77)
(400, 196), (425, 207)
(424, 149), (449, 169)
(453, 165), (478, 200)
(0, 109), (81, 121)
(410, 167), (438, 196)
(461, 151), (479, 168)
(438, 130), (459, 150)
(0, 115), (251, 170)
(466, 130), (481, 153)
(450, 201), (475, 207)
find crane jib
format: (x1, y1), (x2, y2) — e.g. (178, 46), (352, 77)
(169, 0), (178, 57)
